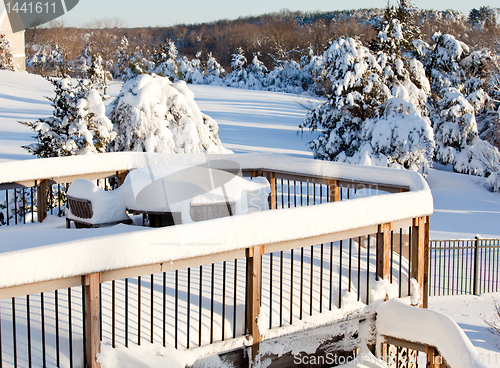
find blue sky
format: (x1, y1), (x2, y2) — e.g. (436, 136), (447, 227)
(61, 0), (499, 27)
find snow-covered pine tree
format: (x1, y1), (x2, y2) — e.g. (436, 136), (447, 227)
(111, 36), (131, 80)
(301, 2), (435, 174)
(0, 33), (14, 71)
(225, 47), (248, 88)
(121, 46), (155, 80)
(179, 53), (204, 84)
(300, 46), (322, 94)
(422, 32), (499, 173)
(153, 40), (181, 80)
(20, 77), (116, 157)
(109, 74), (231, 154)
(245, 53), (268, 90)
(205, 52), (225, 84)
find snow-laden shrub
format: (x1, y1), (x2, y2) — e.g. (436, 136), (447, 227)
(360, 98), (435, 173)
(0, 33), (14, 71)
(20, 78), (115, 157)
(225, 48), (248, 88)
(204, 52), (226, 84)
(301, 35), (434, 174)
(109, 74), (231, 154)
(266, 60), (305, 94)
(244, 55), (268, 90)
(180, 53), (204, 84)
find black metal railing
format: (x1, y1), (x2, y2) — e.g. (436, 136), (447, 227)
(0, 171), (420, 367)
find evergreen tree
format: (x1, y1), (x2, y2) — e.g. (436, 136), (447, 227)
(225, 48), (248, 88)
(20, 78), (116, 157)
(204, 52), (225, 84)
(0, 33), (14, 71)
(153, 40), (180, 80)
(300, 2), (435, 174)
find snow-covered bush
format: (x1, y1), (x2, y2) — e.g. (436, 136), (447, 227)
(179, 54), (204, 84)
(301, 2), (435, 174)
(266, 60), (305, 94)
(301, 35), (434, 174)
(0, 33), (14, 71)
(20, 78), (116, 157)
(204, 52), (226, 84)
(358, 98), (435, 172)
(109, 74), (231, 154)
(153, 40), (181, 81)
(225, 48), (248, 88)
(244, 54), (268, 90)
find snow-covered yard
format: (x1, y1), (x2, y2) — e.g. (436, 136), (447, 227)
(1, 70), (500, 366)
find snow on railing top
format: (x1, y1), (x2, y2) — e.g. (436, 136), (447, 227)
(0, 152), (422, 191)
(0, 153), (433, 289)
(377, 299), (488, 368)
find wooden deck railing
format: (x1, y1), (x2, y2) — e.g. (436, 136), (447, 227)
(0, 153), (432, 368)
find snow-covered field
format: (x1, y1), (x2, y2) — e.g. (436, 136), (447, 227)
(1, 70), (500, 366)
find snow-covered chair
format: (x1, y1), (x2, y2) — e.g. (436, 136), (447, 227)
(66, 179), (132, 228)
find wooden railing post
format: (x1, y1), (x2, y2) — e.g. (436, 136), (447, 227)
(377, 223), (392, 280)
(328, 179), (340, 202)
(423, 216), (430, 309)
(266, 172), (277, 210)
(116, 170), (129, 188)
(84, 273), (102, 368)
(411, 217), (426, 308)
(36, 179), (49, 223)
(246, 246), (263, 365)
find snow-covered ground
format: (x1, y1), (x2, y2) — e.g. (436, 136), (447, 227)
(1, 70), (500, 366)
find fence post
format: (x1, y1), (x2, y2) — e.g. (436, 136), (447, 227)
(37, 179), (49, 223)
(266, 172), (276, 210)
(377, 223), (392, 280)
(246, 246), (263, 364)
(84, 273), (102, 368)
(328, 179), (340, 202)
(473, 236), (480, 296)
(116, 171), (129, 188)
(411, 217), (426, 308)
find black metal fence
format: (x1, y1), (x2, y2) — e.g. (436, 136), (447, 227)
(428, 238), (500, 297)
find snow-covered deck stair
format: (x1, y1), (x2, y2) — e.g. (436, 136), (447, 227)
(0, 153), (434, 368)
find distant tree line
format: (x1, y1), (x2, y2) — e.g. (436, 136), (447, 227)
(24, 6), (499, 76)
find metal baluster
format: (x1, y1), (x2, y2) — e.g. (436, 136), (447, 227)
(162, 273), (166, 347)
(68, 288), (73, 368)
(233, 260), (237, 339)
(222, 262), (226, 341)
(320, 244), (324, 312)
(27, 295), (32, 368)
(176, 270), (179, 348)
(55, 290), (60, 368)
(125, 279), (129, 347)
(187, 268), (191, 348)
(199, 266), (202, 347)
(138, 276), (141, 345)
(112, 281), (116, 348)
(150, 275), (154, 344)
(310, 246), (314, 316)
(12, 298), (17, 368)
(290, 249), (294, 324)
(41, 292), (46, 368)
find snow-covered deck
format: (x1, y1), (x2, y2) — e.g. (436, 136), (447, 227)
(0, 153), (435, 367)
